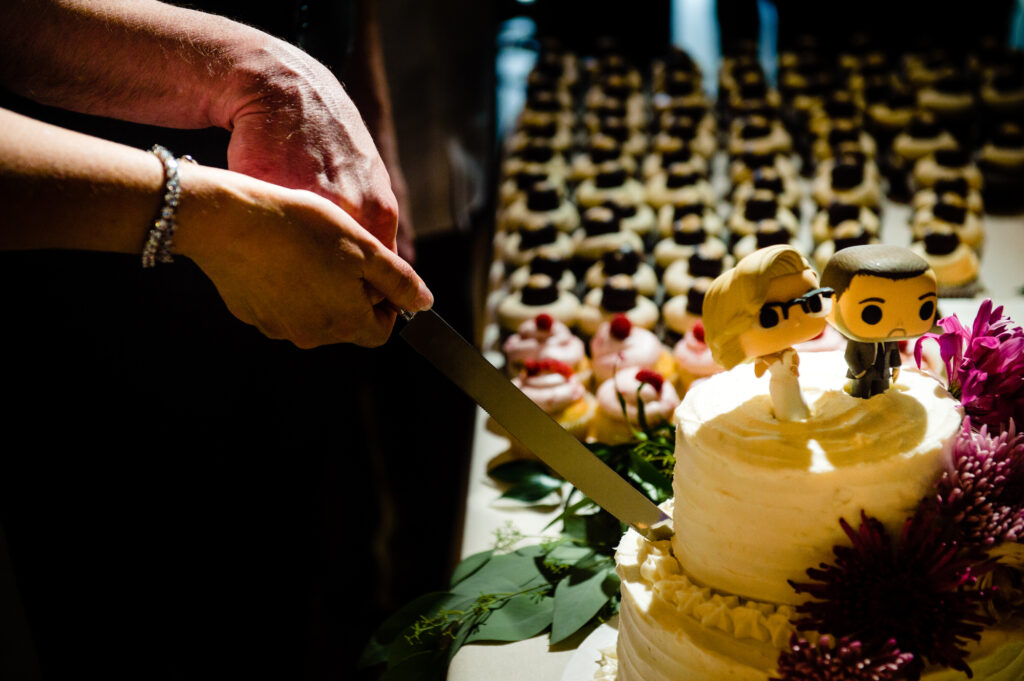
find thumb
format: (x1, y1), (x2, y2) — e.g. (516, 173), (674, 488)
(363, 243), (433, 314)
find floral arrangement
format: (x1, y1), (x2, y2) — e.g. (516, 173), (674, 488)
(775, 301), (1024, 681)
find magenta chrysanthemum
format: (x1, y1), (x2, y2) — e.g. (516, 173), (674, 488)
(789, 511), (995, 680)
(773, 634), (913, 681)
(915, 299), (1024, 431)
(936, 419), (1024, 547)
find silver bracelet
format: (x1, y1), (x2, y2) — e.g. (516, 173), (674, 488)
(142, 144), (194, 268)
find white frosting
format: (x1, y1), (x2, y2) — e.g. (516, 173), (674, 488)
(584, 261), (659, 297)
(502, 317), (585, 375)
(590, 322), (667, 384)
(596, 367), (680, 426)
(512, 370), (586, 414)
(578, 288), (660, 337)
(671, 351), (961, 605)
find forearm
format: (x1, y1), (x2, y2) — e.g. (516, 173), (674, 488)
(0, 0), (303, 131)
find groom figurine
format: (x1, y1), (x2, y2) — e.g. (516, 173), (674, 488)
(821, 245), (938, 399)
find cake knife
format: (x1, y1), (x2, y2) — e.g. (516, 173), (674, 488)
(398, 308), (673, 542)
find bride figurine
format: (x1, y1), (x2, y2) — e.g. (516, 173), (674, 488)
(703, 245), (834, 421)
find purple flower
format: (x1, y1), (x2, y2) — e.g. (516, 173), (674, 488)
(915, 299), (1024, 431)
(936, 419), (1024, 547)
(790, 510), (995, 680)
(773, 634), (913, 681)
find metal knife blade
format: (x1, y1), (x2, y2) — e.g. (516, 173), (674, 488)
(399, 308), (673, 542)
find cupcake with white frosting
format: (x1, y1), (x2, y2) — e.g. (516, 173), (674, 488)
(575, 161), (647, 211)
(501, 216), (575, 270)
(500, 180), (579, 234)
(645, 162), (715, 210)
(507, 249), (577, 292)
(589, 314), (676, 385)
(590, 367), (680, 444)
(653, 214), (729, 271)
(511, 360), (597, 442)
(732, 219), (804, 261)
(811, 155), (883, 213)
(911, 176), (985, 217)
(503, 313), (589, 382)
(571, 206), (645, 269)
(655, 201), (724, 240)
(912, 148), (983, 193)
(910, 230), (981, 298)
(810, 201), (881, 245)
(911, 195), (985, 253)
(661, 273), (713, 337)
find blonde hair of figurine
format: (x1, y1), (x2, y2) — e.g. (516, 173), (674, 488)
(704, 245), (811, 369)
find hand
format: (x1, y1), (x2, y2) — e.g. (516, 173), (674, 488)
(223, 42), (401, 254)
(179, 166), (432, 349)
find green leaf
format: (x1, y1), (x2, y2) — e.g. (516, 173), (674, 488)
(550, 567), (620, 644)
(488, 459), (549, 484)
(627, 450), (673, 499)
(465, 593), (555, 643)
(545, 543), (594, 566)
(500, 472), (564, 502)
(359, 591), (460, 668)
(449, 550), (493, 588)
(450, 550), (547, 597)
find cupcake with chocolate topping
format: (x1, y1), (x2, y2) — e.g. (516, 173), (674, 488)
(653, 214), (729, 270)
(911, 195), (985, 253)
(728, 151), (799, 189)
(726, 113), (793, 157)
(511, 359), (597, 442)
(810, 201), (881, 245)
(500, 180), (579, 234)
(575, 161), (647, 210)
(732, 218), (804, 261)
(910, 229), (981, 298)
(726, 193), (800, 247)
(655, 199), (724, 239)
(730, 165), (802, 215)
(497, 273), (581, 335)
(583, 245), (658, 297)
(912, 147), (983, 193)
(569, 133), (638, 184)
(507, 249), (578, 292)
(503, 313), (590, 382)
(661, 273), (713, 337)
(571, 206), (645, 269)
(811, 155), (883, 213)
(917, 73), (977, 145)
(641, 137), (708, 182)
(812, 221), (878, 273)
(977, 122), (1024, 214)
(578, 274), (659, 337)
(645, 164), (715, 214)
(911, 176), (985, 217)
(887, 112), (958, 200)
(590, 367), (680, 444)
(589, 313), (676, 385)
(501, 216), (575, 270)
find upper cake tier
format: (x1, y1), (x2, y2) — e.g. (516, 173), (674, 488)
(671, 350), (962, 605)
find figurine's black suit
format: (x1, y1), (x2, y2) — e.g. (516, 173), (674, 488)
(846, 339), (901, 398)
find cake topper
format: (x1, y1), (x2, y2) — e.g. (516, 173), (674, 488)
(821, 244), (937, 399)
(704, 245), (833, 421)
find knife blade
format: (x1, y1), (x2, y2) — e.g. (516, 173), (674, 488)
(399, 308), (673, 542)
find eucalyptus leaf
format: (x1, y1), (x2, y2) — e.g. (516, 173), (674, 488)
(550, 567), (620, 644)
(500, 472), (564, 502)
(381, 593), (477, 666)
(545, 543), (595, 566)
(466, 593), (555, 643)
(488, 459), (549, 484)
(451, 550), (547, 597)
(627, 450), (673, 499)
(360, 591), (462, 669)
(449, 550), (493, 588)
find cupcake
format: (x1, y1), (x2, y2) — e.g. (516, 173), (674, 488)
(569, 134), (638, 184)
(590, 367), (680, 444)
(887, 113), (959, 200)
(507, 249), (577, 292)
(645, 162), (715, 210)
(653, 214), (729, 270)
(911, 176), (985, 217)
(641, 138), (709, 182)
(812, 222), (878, 273)
(583, 246), (658, 297)
(497, 273), (581, 336)
(661, 274), (713, 336)
(655, 201), (724, 239)
(810, 201), (881, 245)
(910, 230), (981, 298)
(910, 196), (985, 253)
(578, 274), (659, 337)
(589, 314), (676, 385)
(730, 165), (802, 214)
(671, 321), (724, 392)
(575, 161), (647, 211)
(977, 122), (1024, 214)
(501, 217), (575, 270)
(726, 114), (793, 157)
(726, 194), (800, 246)
(732, 219), (804, 261)
(503, 314), (589, 382)
(912, 148), (983, 193)
(500, 180), (579, 234)
(501, 138), (570, 188)
(811, 156), (883, 213)
(590, 115), (648, 158)
(511, 360), (597, 442)
(662, 241), (733, 296)
(571, 206), (645, 269)
(728, 151), (799, 189)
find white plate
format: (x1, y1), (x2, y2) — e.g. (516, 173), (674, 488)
(561, 617), (619, 681)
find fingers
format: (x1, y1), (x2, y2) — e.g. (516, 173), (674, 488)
(362, 242), (433, 314)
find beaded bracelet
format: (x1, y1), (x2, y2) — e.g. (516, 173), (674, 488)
(142, 144), (194, 268)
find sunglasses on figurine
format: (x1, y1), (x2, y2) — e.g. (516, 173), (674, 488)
(758, 287), (834, 329)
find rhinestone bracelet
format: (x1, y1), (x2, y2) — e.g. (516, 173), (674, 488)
(142, 144), (194, 268)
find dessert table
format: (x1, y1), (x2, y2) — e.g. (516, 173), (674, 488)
(446, 187), (1024, 681)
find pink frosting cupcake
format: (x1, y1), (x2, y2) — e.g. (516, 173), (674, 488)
(503, 313), (589, 382)
(591, 367), (681, 444)
(589, 314), (676, 385)
(671, 321), (724, 391)
(511, 360), (596, 442)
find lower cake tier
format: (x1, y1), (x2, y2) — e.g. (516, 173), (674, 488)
(615, 523), (1024, 681)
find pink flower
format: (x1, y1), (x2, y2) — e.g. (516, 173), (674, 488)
(773, 634), (913, 681)
(915, 299), (1024, 431)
